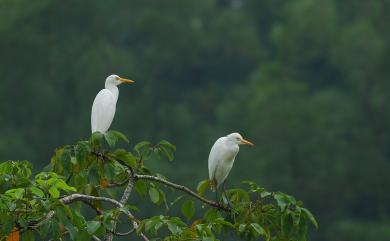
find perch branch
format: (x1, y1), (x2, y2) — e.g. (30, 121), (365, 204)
(92, 150), (229, 211)
(135, 174), (231, 212)
(27, 194), (149, 241)
(105, 177), (136, 241)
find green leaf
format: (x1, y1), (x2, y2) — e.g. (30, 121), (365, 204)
(109, 130), (130, 144)
(204, 208), (221, 222)
(104, 131), (118, 147)
(159, 146), (174, 161)
(298, 215), (308, 241)
(5, 188), (24, 199)
(49, 187), (60, 198)
(23, 229), (35, 241)
(159, 140), (176, 151)
(149, 187), (160, 204)
(261, 190), (272, 198)
(0, 215), (14, 236)
(281, 213), (293, 236)
(167, 222), (181, 235)
(58, 148), (71, 164)
(114, 149), (137, 167)
(274, 193), (289, 211)
(70, 156), (77, 164)
(227, 188), (250, 202)
(90, 132), (104, 145)
(73, 211), (86, 229)
(154, 221), (164, 232)
(75, 142), (89, 162)
(181, 200), (195, 220)
(86, 221), (101, 235)
(125, 204), (140, 212)
(39, 221), (51, 239)
(135, 181), (148, 196)
(103, 162), (116, 180)
(158, 140), (176, 161)
(197, 180), (210, 196)
(65, 223), (78, 240)
(75, 229), (91, 241)
(159, 189), (169, 209)
(292, 207), (302, 227)
(134, 141), (152, 154)
(144, 218), (163, 235)
(250, 223), (266, 236)
(301, 208), (318, 230)
(102, 212), (113, 230)
(238, 223), (246, 233)
(56, 207), (68, 224)
(30, 187), (45, 198)
(56, 180), (77, 192)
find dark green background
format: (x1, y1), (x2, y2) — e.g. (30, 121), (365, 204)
(1, 0), (389, 240)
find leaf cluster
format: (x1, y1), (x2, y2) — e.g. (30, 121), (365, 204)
(0, 131), (317, 241)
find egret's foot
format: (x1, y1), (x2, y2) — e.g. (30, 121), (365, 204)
(221, 193), (233, 209)
(226, 198), (234, 210)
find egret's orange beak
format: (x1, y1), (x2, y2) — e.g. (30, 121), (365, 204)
(241, 139), (254, 146)
(117, 76), (135, 84)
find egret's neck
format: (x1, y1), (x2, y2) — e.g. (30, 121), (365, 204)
(105, 84), (119, 101)
(225, 139), (239, 149)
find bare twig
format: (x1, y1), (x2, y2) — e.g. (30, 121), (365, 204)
(92, 151), (149, 241)
(105, 177), (136, 241)
(105, 177), (131, 188)
(27, 194), (149, 241)
(134, 174), (231, 212)
(109, 228), (135, 236)
(61, 194), (128, 207)
(31, 210), (55, 229)
(92, 235), (102, 241)
(47, 231), (101, 241)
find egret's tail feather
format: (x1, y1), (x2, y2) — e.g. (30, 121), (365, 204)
(210, 179), (217, 192)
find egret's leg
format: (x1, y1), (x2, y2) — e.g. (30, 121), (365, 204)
(215, 187), (219, 202)
(222, 181), (233, 208)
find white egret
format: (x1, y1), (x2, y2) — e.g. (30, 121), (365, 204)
(208, 132), (254, 196)
(91, 74), (134, 133)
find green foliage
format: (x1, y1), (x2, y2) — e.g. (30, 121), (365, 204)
(0, 131), (316, 240)
(181, 199), (195, 220)
(197, 180), (211, 196)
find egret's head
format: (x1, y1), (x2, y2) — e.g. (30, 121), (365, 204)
(105, 74), (134, 87)
(227, 132), (254, 146)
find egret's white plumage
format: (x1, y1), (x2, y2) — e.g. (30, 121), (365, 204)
(208, 133), (254, 191)
(91, 74), (134, 133)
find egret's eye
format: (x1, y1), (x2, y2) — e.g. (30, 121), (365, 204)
(236, 137), (240, 141)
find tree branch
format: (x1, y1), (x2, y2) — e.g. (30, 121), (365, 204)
(47, 231), (101, 241)
(105, 177), (136, 241)
(28, 194), (149, 241)
(109, 228), (135, 236)
(93, 148), (229, 211)
(134, 174), (231, 212)
(63, 194), (149, 240)
(105, 177), (131, 188)
(92, 235), (102, 241)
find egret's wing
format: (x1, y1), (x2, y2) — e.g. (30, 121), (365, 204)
(208, 137), (225, 183)
(91, 89), (116, 133)
(208, 137), (239, 189)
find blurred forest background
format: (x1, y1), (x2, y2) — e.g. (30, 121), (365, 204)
(1, 0), (389, 240)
